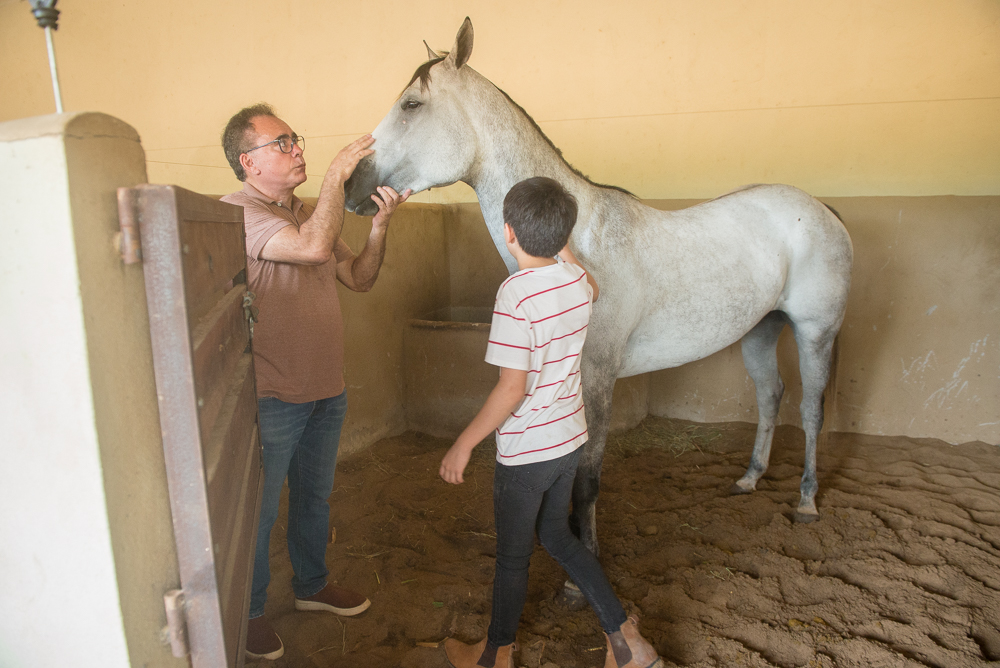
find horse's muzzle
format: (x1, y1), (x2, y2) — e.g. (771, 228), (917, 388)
(344, 156), (381, 216)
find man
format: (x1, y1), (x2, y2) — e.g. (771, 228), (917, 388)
(220, 103), (410, 660)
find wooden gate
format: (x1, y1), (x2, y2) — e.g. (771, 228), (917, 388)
(119, 185), (262, 667)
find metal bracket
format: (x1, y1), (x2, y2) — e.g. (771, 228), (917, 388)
(163, 589), (189, 658)
(116, 187), (142, 264)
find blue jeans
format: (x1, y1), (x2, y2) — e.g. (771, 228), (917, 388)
(488, 447), (627, 646)
(249, 391), (347, 619)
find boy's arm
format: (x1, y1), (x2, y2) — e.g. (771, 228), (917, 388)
(557, 244), (600, 302)
(440, 366), (528, 484)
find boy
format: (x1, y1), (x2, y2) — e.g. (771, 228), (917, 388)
(439, 177), (662, 668)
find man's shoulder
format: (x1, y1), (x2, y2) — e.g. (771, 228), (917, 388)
(221, 189), (261, 207)
(221, 183), (280, 209)
(221, 189), (289, 226)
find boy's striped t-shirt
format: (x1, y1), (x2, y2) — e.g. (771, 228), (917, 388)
(484, 258), (593, 465)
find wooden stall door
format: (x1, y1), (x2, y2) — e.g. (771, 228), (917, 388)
(119, 185), (262, 668)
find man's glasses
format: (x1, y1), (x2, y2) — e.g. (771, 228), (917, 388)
(245, 134), (305, 154)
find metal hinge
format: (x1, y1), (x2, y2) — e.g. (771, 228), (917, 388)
(116, 187), (142, 264)
(162, 589), (189, 657)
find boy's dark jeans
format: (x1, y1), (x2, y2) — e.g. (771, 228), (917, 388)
(487, 447), (628, 647)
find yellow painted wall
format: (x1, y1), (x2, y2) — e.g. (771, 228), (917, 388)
(2, 0), (998, 202)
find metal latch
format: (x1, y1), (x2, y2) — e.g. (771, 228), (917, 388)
(163, 589), (189, 657)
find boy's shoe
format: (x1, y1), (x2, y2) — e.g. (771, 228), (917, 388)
(604, 615), (662, 668)
(443, 637), (516, 668)
(245, 615), (284, 660)
(295, 583), (371, 616)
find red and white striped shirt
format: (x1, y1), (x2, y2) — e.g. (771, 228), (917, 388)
(485, 258), (593, 465)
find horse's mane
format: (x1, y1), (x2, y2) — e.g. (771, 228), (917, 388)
(495, 87), (637, 199)
(403, 56), (447, 95)
(405, 57), (637, 199)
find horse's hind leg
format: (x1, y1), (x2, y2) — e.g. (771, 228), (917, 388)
(790, 323), (838, 523)
(733, 311), (787, 496)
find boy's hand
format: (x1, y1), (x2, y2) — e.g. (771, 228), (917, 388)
(440, 443), (472, 484)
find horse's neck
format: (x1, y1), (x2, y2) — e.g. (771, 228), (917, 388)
(464, 84), (592, 271)
(470, 129), (573, 221)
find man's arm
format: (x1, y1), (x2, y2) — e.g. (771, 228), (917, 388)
(259, 135), (375, 265)
(439, 367), (528, 484)
(335, 185), (411, 292)
(557, 244), (600, 302)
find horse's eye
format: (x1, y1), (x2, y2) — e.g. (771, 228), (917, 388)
(402, 99), (422, 111)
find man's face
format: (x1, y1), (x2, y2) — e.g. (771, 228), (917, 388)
(244, 115), (307, 191)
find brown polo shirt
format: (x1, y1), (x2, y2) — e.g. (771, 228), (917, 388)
(222, 183), (355, 403)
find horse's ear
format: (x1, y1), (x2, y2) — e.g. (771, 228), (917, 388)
(423, 40), (441, 60)
(449, 16), (474, 69)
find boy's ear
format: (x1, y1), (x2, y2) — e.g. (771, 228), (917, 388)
(503, 222), (516, 245)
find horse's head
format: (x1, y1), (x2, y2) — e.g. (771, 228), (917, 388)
(345, 17), (479, 215)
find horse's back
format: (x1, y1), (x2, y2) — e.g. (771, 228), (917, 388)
(707, 185), (853, 330)
(589, 184), (852, 376)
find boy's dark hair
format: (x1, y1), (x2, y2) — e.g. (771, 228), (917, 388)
(222, 102), (275, 181)
(503, 177), (578, 258)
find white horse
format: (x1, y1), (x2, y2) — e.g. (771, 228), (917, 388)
(346, 18), (853, 558)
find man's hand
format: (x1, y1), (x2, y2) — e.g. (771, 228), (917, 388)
(259, 135), (378, 265)
(326, 134), (375, 184)
(371, 186), (412, 230)
(440, 443), (473, 484)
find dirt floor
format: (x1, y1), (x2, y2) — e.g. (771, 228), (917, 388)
(246, 417), (1000, 668)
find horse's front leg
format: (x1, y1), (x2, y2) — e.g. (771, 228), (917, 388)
(571, 365), (616, 555)
(558, 359), (617, 608)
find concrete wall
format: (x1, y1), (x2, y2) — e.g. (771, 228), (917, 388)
(0, 113), (185, 668)
(2, 1), (997, 202)
(334, 204), (452, 455)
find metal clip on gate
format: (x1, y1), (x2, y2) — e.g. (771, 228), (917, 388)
(243, 291), (258, 339)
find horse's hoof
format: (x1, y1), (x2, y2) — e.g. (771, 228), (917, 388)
(730, 483), (753, 496)
(555, 580), (587, 611)
(793, 511), (819, 524)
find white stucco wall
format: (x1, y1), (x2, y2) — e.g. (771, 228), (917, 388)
(0, 114), (131, 666)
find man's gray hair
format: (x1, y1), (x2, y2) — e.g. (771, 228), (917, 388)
(222, 103), (276, 181)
